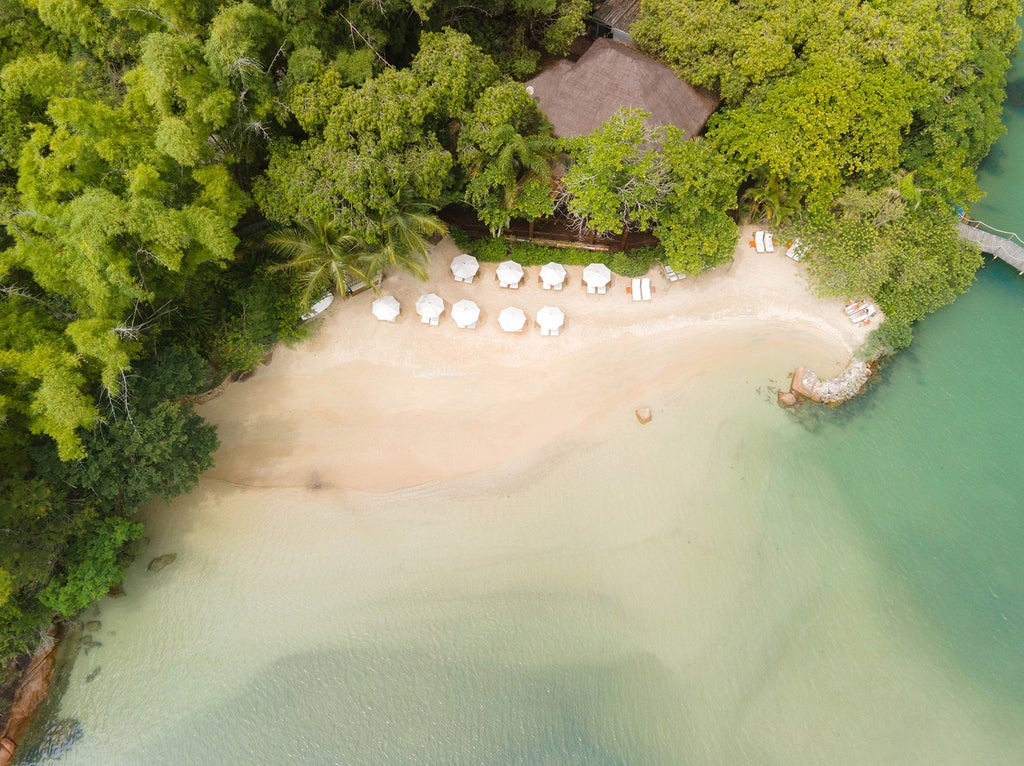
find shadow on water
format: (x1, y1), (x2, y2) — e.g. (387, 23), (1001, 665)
(785, 264), (1024, 709)
(1003, 76), (1024, 112)
(104, 647), (664, 765)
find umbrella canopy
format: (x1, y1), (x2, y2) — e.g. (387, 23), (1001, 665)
(536, 306), (565, 333)
(450, 253), (480, 282)
(583, 262), (612, 288)
(540, 262), (567, 288)
(371, 295), (400, 322)
(415, 293), (445, 321)
(497, 306), (527, 333)
(496, 260), (524, 287)
(451, 299), (481, 329)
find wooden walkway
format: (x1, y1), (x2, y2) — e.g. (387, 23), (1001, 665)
(957, 220), (1024, 273)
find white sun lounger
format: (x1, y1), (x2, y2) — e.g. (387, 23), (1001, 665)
(850, 305), (876, 323)
(755, 230), (766, 253)
(765, 232), (775, 252)
(631, 278), (642, 301)
(640, 278), (652, 301)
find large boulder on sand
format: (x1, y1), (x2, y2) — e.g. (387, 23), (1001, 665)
(635, 407), (653, 424)
(777, 391), (797, 407)
(790, 366), (819, 399)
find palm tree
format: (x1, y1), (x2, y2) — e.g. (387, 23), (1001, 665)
(266, 217), (367, 310)
(356, 189), (447, 291)
(463, 126), (559, 234)
(741, 172), (800, 225)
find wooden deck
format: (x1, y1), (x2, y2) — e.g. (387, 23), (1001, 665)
(957, 220), (1024, 273)
(441, 206), (659, 253)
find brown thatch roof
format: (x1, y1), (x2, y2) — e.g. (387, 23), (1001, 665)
(590, 0), (642, 33)
(526, 39), (719, 140)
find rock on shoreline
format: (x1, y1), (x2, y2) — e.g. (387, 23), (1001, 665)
(786, 361), (872, 405)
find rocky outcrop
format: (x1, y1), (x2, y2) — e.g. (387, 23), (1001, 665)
(0, 626), (61, 766)
(788, 361), (872, 405)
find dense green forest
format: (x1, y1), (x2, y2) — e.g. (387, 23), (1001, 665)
(0, 0), (1019, 686)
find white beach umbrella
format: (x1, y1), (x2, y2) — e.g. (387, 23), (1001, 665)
(451, 299), (481, 329)
(497, 306), (527, 333)
(495, 260), (524, 287)
(583, 262), (612, 289)
(415, 293), (445, 324)
(539, 261), (567, 289)
(371, 295), (400, 322)
(450, 253), (480, 282)
(536, 306), (565, 335)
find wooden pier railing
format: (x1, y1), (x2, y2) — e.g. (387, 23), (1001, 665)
(957, 218), (1024, 274)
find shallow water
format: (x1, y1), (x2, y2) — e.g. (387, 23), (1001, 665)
(18, 41), (1024, 766)
(19, 317), (1024, 764)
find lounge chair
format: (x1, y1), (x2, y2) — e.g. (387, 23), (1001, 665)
(850, 305), (876, 323)
(640, 278), (652, 301)
(787, 238), (806, 261)
(597, 284), (607, 295)
(844, 300), (867, 316)
(632, 278), (642, 302)
(429, 315), (440, 326)
(765, 232), (775, 252)
(420, 314), (431, 324)
(553, 282), (563, 291)
(587, 284), (597, 294)
(755, 230), (766, 253)
(662, 263), (685, 282)
(542, 281), (552, 290)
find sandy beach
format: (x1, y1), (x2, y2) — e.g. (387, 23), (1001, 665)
(199, 227), (872, 492)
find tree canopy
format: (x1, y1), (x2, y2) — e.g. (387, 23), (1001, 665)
(0, 0), (1018, 673)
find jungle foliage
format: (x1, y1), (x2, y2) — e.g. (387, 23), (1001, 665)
(633, 0), (1019, 333)
(0, 0), (1019, 669)
(0, 0), (583, 664)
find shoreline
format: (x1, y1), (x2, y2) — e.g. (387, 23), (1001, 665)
(198, 227), (872, 493)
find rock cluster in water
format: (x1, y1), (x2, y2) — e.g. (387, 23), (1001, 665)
(147, 553), (177, 572)
(782, 361), (872, 405)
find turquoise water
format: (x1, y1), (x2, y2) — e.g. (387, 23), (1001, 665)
(16, 41), (1024, 766)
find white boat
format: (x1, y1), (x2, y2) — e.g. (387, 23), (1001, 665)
(301, 292), (334, 321)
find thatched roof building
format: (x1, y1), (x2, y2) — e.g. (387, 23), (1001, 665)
(589, 0), (642, 44)
(526, 38), (719, 140)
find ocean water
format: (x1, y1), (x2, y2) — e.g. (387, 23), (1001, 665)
(17, 49), (1024, 766)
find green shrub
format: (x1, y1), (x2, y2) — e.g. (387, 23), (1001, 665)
(877, 317), (913, 350)
(607, 246), (660, 277)
(469, 236), (511, 261)
(212, 321), (267, 373)
(39, 517), (143, 618)
(448, 227), (473, 250)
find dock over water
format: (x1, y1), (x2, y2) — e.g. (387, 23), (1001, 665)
(957, 220), (1024, 273)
